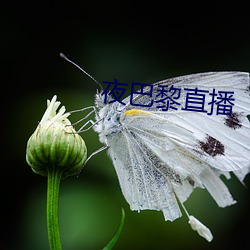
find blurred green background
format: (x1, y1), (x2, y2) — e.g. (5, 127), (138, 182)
(2, 2), (250, 250)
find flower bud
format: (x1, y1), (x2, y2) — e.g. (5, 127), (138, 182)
(26, 95), (87, 178)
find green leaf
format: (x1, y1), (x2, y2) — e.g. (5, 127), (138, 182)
(102, 208), (125, 250)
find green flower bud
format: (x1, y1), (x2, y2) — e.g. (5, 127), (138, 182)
(26, 95), (87, 178)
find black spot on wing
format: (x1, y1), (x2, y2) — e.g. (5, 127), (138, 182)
(186, 177), (195, 186)
(224, 112), (242, 130)
(199, 135), (225, 157)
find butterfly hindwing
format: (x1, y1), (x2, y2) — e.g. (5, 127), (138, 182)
(107, 123), (182, 221)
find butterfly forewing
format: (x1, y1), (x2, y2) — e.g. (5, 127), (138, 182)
(121, 72), (250, 173)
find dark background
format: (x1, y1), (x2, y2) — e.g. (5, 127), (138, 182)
(2, 1), (250, 250)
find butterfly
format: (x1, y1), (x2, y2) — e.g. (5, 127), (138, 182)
(92, 72), (250, 241)
(61, 55), (250, 241)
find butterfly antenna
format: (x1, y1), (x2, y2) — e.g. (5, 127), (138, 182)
(60, 53), (103, 92)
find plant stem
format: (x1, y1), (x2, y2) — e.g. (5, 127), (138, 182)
(47, 165), (63, 250)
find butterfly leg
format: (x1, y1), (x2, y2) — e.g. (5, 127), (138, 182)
(77, 145), (108, 176)
(68, 106), (102, 132)
(70, 106), (96, 126)
(77, 119), (98, 132)
(85, 145), (108, 165)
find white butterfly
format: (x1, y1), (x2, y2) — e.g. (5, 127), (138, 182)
(91, 72), (250, 241)
(61, 54), (250, 242)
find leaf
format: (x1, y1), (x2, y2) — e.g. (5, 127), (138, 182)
(102, 208), (125, 250)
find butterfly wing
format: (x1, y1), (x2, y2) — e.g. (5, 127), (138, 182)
(123, 72), (250, 174)
(155, 72), (250, 178)
(107, 123), (182, 221)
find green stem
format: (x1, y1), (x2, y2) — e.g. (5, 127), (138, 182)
(47, 165), (63, 250)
